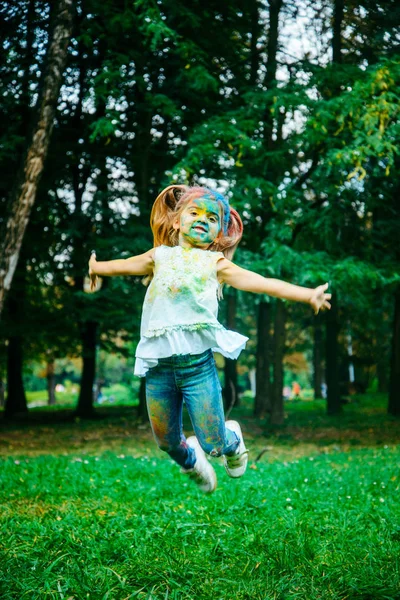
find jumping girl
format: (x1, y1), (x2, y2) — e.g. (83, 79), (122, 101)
(88, 185), (331, 494)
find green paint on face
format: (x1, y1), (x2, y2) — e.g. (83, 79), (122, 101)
(177, 197), (221, 249)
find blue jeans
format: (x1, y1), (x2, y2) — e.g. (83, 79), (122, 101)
(145, 349), (240, 469)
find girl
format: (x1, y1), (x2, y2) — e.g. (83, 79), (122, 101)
(88, 185), (331, 494)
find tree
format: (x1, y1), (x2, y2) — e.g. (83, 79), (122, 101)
(0, 0), (74, 317)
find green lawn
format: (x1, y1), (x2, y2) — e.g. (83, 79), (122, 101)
(1, 395), (400, 599)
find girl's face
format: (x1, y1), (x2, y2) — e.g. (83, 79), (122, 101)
(173, 196), (222, 249)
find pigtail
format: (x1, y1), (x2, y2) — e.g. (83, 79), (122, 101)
(212, 207), (243, 261)
(142, 185), (188, 287)
(212, 207), (244, 300)
(225, 207), (244, 258)
(150, 185), (188, 247)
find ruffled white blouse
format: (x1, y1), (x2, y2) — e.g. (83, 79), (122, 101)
(134, 245), (248, 376)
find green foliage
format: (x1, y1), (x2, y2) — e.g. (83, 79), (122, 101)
(89, 115), (119, 143)
(309, 59), (400, 177)
(133, 0), (178, 52)
(2, 0), (400, 415)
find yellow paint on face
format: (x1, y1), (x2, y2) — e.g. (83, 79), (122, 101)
(178, 197), (222, 249)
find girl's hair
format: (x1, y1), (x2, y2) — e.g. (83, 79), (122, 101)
(150, 184), (243, 261)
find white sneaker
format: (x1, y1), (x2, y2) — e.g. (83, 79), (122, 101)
(224, 420), (249, 478)
(181, 436), (217, 494)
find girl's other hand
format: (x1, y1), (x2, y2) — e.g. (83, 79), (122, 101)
(310, 282), (331, 315)
(88, 251), (98, 291)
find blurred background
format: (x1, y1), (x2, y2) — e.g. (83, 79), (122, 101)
(0, 0), (399, 423)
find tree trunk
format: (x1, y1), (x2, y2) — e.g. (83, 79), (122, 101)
(4, 255), (28, 417)
(270, 299), (286, 425)
(332, 0), (344, 64)
(93, 379), (103, 404)
(5, 336), (28, 417)
(250, 0), (261, 86)
(0, 0), (74, 317)
(265, 0), (283, 90)
(137, 378), (148, 421)
(127, 48), (156, 423)
(377, 358), (388, 394)
(0, 378), (5, 408)
(18, 0), (36, 158)
(75, 321), (97, 418)
(346, 327), (355, 388)
(69, 37), (103, 419)
(47, 358), (56, 405)
(224, 290), (239, 411)
(254, 300), (272, 417)
(4, 317), (27, 418)
(313, 314), (324, 399)
(326, 290), (341, 414)
(133, 57), (154, 211)
(75, 146), (110, 416)
(263, 0), (283, 150)
(388, 284), (400, 416)
(260, 0), (285, 425)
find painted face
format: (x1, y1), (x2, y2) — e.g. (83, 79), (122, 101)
(175, 196), (222, 249)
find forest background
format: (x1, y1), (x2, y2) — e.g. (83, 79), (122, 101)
(0, 0), (400, 424)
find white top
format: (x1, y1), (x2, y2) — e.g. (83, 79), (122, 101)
(134, 245), (248, 376)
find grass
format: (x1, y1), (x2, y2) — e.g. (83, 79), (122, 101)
(1, 394), (400, 599)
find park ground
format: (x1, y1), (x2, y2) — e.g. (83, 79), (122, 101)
(1, 393), (399, 599)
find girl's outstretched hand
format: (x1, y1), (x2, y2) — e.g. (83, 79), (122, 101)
(88, 251), (98, 291)
(310, 282), (331, 315)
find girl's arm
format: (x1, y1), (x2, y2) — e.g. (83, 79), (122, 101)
(88, 249), (155, 290)
(217, 257), (331, 315)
